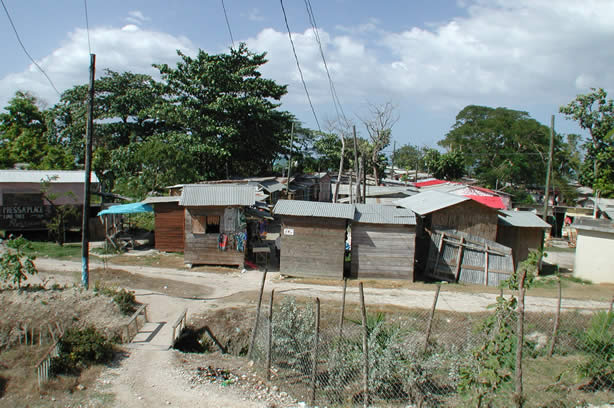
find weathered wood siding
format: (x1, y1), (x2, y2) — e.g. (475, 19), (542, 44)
(431, 200), (498, 241)
(496, 225), (544, 268)
(184, 207), (244, 266)
(153, 202), (184, 252)
(280, 216), (346, 279)
(351, 224), (415, 280)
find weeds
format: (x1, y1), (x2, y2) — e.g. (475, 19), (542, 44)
(93, 282), (137, 315)
(51, 326), (114, 376)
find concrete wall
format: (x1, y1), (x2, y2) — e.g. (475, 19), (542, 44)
(574, 229), (614, 284)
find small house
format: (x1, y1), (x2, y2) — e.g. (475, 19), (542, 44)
(351, 204), (417, 280)
(496, 210), (551, 268)
(143, 196), (184, 252)
(0, 169), (99, 232)
(573, 218), (614, 284)
(180, 184), (256, 267)
(273, 200), (353, 279)
(395, 190), (500, 241)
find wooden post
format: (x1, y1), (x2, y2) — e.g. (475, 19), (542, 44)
(359, 282), (369, 408)
(286, 123), (294, 194)
(484, 243), (490, 286)
(339, 278), (347, 338)
(353, 125), (361, 203)
(433, 233), (445, 275)
(310, 298), (320, 406)
(609, 295), (614, 314)
(515, 267), (527, 407)
(548, 276), (562, 358)
(248, 268), (268, 360)
(266, 289), (275, 381)
(424, 283), (441, 353)
(454, 237), (464, 280)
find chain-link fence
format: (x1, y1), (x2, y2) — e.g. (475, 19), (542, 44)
(249, 284), (614, 407)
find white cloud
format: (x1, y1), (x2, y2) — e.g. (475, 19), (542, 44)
(245, 8), (264, 22)
(125, 10), (150, 25)
(0, 24), (195, 108)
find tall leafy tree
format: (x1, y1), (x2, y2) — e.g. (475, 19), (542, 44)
(439, 105), (567, 188)
(154, 43), (293, 180)
(560, 88), (614, 196)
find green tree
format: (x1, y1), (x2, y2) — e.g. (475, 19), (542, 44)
(422, 148), (466, 180)
(0, 236), (37, 288)
(440, 105), (570, 188)
(393, 143), (423, 171)
(154, 43), (293, 180)
(560, 88), (614, 196)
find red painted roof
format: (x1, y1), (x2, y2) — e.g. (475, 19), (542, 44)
(414, 179), (448, 187)
(465, 195), (506, 209)
(469, 185), (496, 195)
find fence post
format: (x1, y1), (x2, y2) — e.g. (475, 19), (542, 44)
(266, 289), (275, 381)
(339, 278), (347, 338)
(548, 276), (562, 358)
(310, 297), (320, 406)
(359, 282), (369, 408)
(249, 268), (268, 360)
(515, 268), (527, 407)
(424, 283), (441, 353)
(609, 295), (614, 314)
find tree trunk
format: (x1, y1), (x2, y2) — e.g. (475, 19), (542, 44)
(333, 136), (346, 203)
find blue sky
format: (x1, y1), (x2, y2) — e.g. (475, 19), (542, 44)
(2, 0), (614, 152)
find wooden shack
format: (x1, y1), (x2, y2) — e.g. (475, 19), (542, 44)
(273, 200), (353, 279)
(144, 196), (184, 252)
(351, 204), (417, 280)
(395, 190), (499, 241)
(496, 210), (550, 268)
(180, 184), (255, 267)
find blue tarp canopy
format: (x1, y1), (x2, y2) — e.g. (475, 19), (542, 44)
(97, 203), (153, 216)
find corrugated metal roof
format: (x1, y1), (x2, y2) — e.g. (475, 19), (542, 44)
(394, 191), (469, 215)
(336, 184), (418, 197)
(573, 217), (614, 234)
(354, 204), (416, 225)
(273, 199), (354, 219)
(259, 180), (286, 193)
(142, 196), (180, 204)
(0, 170), (99, 184)
(498, 210), (551, 228)
(179, 185), (256, 207)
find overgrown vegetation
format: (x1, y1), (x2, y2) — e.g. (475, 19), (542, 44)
(577, 311), (614, 390)
(51, 326), (114, 376)
(94, 283), (137, 315)
(0, 236), (37, 288)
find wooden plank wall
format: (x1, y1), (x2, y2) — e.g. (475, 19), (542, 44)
(496, 225), (544, 268)
(280, 216), (346, 279)
(351, 224), (415, 280)
(154, 202), (184, 252)
(431, 200), (499, 241)
(184, 207), (244, 266)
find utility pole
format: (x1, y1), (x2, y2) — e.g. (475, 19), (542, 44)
(352, 125), (361, 203)
(81, 53), (95, 290)
(542, 115), (555, 225)
(391, 140), (396, 181)
(362, 155), (367, 203)
(286, 122), (295, 195)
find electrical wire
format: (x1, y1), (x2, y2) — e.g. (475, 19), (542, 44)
(279, 0), (321, 132)
(221, 0), (235, 48)
(303, 0), (347, 124)
(1, 0), (61, 96)
(83, 0), (92, 54)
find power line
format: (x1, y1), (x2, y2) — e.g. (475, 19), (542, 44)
(83, 0), (92, 54)
(1, 0), (61, 96)
(279, 0), (321, 132)
(221, 0), (235, 48)
(303, 0), (347, 123)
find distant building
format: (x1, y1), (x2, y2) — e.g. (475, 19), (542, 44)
(573, 218), (614, 284)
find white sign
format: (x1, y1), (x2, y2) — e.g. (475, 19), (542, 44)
(284, 228), (294, 236)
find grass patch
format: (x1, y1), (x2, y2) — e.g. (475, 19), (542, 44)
(544, 246), (576, 253)
(21, 241), (82, 260)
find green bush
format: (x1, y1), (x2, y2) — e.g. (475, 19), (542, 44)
(94, 283), (137, 315)
(0, 236), (37, 288)
(576, 311), (614, 389)
(51, 326), (114, 375)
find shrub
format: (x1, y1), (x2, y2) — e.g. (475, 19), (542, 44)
(51, 326), (114, 375)
(576, 311), (614, 390)
(94, 283), (137, 315)
(0, 236), (37, 288)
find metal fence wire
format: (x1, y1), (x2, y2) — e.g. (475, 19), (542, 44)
(250, 285), (614, 408)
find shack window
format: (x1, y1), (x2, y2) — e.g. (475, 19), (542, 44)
(206, 216), (220, 233)
(192, 215), (205, 234)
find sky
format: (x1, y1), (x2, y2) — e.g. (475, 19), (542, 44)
(2, 0), (614, 153)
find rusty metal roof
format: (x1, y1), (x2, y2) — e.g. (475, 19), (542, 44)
(353, 204), (416, 225)
(273, 199), (354, 219)
(179, 184), (256, 207)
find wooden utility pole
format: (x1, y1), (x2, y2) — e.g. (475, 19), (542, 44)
(286, 123), (295, 194)
(391, 140), (396, 181)
(362, 155), (367, 203)
(542, 115), (555, 224)
(353, 125), (361, 203)
(81, 53), (95, 290)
